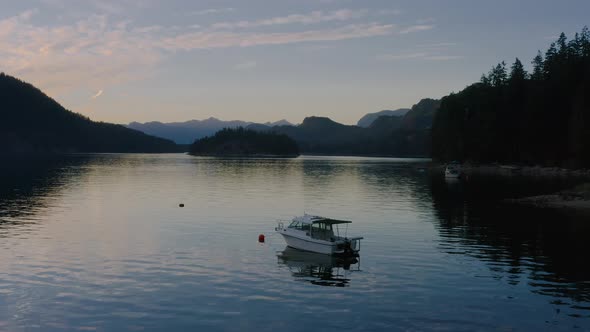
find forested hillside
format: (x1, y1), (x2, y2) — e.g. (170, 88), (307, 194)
(252, 98), (439, 157)
(0, 73), (178, 153)
(189, 127), (299, 157)
(432, 27), (590, 167)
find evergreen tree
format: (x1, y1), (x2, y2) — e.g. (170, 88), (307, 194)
(543, 42), (558, 77)
(480, 74), (491, 86)
(580, 26), (590, 57)
(556, 32), (568, 56)
(531, 51), (544, 80)
(490, 61), (507, 86)
(509, 58), (527, 82)
(570, 32), (582, 57)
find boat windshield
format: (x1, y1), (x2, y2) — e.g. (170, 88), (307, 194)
(310, 222), (334, 241)
(288, 220), (310, 231)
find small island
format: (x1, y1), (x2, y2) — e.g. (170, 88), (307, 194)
(189, 127), (300, 157)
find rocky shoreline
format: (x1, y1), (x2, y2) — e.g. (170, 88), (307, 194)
(432, 163), (590, 179)
(434, 163), (590, 213)
(506, 183), (590, 212)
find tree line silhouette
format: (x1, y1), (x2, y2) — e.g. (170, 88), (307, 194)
(0, 73), (179, 153)
(432, 27), (590, 167)
(253, 98), (439, 157)
(189, 127), (300, 157)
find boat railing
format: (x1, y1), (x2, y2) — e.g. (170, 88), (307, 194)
(275, 220), (289, 231)
(348, 237), (363, 252)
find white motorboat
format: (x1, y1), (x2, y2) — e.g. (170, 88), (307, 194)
(275, 214), (363, 256)
(445, 162), (462, 179)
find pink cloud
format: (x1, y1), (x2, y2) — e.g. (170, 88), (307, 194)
(0, 8), (434, 96)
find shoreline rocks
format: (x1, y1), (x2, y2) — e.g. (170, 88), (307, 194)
(506, 183), (590, 212)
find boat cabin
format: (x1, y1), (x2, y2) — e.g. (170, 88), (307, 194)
(288, 215), (352, 242)
(276, 214), (363, 255)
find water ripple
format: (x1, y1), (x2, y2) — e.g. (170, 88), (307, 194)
(0, 155), (588, 331)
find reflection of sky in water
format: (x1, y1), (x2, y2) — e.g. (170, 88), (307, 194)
(0, 154), (588, 331)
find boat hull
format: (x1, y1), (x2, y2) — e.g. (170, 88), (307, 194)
(279, 232), (338, 255)
(275, 215), (362, 256)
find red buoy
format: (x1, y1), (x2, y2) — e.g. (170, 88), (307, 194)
(258, 234), (265, 243)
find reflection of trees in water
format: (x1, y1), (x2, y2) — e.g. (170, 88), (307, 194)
(430, 175), (590, 311)
(301, 158), (430, 193)
(301, 158), (432, 214)
(355, 161), (432, 204)
(301, 158), (352, 190)
(0, 155), (92, 235)
(277, 247), (360, 287)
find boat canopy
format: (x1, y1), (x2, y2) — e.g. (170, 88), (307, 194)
(293, 214), (352, 225)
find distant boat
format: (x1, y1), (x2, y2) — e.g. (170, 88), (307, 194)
(445, 162), (462, 179)
(275, 214), (363, 256)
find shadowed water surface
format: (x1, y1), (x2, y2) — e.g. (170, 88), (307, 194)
(0, 154), (589, 331)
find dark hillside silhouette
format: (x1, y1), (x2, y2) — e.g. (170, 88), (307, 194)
(0, 73), (178, 153)
(432, 27), (590, 167)
(250, 99), (439, 157)
(357, 108), (410, 127)
(189, 127), (299, 157)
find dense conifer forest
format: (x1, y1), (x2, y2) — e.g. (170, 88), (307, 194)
(432, 27), (590, 167)
(189, 127), (300, 157)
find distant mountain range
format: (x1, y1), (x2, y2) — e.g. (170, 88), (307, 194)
(127, 100), (440, 156)
(0, 73), (178, 154)
(249, 99), (440, 156)
(127, 118), (293, 144)
(128, 108), (418, 145)
(356, 109), (411, 127)
(0, 72), (440, 157)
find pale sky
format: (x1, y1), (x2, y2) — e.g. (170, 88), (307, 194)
(1, 0), (588, 125)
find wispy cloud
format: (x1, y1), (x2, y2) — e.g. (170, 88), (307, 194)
(415, 42), (457, 48)
(234, 61), (257, 70)
(377, 52), (429, 60)
(377, 9), (403, 16)
(211, 9), (367, 29)
(377, 42), (463, 61)
(189, 8), (235, 16)
(399, 24), (434, 34)
(0, 11), (160, 94)
(91, 89), (103, 99)
(377, 52), (463, 61)
(423, 55), (464, 61)
(377, 54), (463, 61)
(416, 18), (436, 24)
(160, 23), (396, 50)
(0, 8), (435, 96)
(41, 0), (150, 14)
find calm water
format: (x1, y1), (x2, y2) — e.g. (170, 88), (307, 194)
(0, 154), (589, 331)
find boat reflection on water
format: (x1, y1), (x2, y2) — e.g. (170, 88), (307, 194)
(277, 247), (360, 287)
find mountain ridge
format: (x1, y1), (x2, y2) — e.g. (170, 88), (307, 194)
(247, 99), (439, 156)
(127, 118), (293, 144)
(357, 108), (411, 127)
(0, 73), (178, 154)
